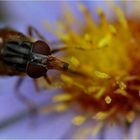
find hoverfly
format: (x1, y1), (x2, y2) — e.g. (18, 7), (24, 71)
(0, 26), (69, 112)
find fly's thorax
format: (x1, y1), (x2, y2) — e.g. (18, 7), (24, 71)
(0, 40), (50, 78)
(0, 40), (32, 72)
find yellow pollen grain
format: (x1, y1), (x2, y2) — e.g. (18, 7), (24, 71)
(93, 112), (108, 120)
(72, 115), (86, 126)
(54, 103), (68, 112)
(70, 56), (80, 67)
(126, 111), (135, 123)
(53, 94), (72, 102)
(94, 71), (111, 79)
(118, 81), (127, 90)
(98, 34), (111, 48)
(73, 82), (87, 93)
(61, 74), (86, 92)
(94, 88), (105, 99)
(105, 96), (112, 104)
(114, 89), (127, 96)
(87, 86), (101, 94)
(61, 74), (73, 83)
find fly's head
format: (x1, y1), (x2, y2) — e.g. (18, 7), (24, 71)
(1, 40), (69, 78)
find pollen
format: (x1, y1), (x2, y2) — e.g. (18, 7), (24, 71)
(70, 56), (80, 67)
(53, 94), (72, 102)
(93, 112), (108, 120)
(118, 81), (127, 90)
(42, 1), (140, 132)
(126, 111), (135, 123)
(53, 103), (68, 112)
(60, 74), (73, 83)
(98, 34), (111, 48)
(72, 115), (86, 126)
(105, 96), (112, 104)
(94, 71), (110, 79)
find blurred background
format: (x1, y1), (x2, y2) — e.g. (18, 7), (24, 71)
(0, 1), (139, 139)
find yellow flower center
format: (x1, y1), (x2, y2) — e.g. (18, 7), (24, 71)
(41, 3), (140, 126)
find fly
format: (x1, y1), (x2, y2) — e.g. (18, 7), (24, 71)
(0, 26), (70, 114)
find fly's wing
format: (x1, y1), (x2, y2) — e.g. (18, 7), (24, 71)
(0, 28), (29, 45)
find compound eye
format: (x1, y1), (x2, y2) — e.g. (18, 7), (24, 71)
(26, 40), (50, 78)
(32, 40), (51, 55)
(26, 63), (47, 78)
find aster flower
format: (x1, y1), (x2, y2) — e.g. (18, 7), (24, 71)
(1, 1), (140, 139)
(40, 1), (140, 139)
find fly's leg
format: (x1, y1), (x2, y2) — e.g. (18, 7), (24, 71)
(51, 46), (86, 54)
(51, 47), (67, 54)
(32, 79), (40, 92)
(27, 25), (47, 41)
(27, 25), (68, 54)
(27, 26), (54, 85)
(15, 77), (38, 116)
(44, 74), (51, 85)
(27, 25), (64, 47)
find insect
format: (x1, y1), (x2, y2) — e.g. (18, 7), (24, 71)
(0, 26), (69, 78)
(0, 26), (69, 113)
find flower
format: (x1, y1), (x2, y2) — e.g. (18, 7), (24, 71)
(1, 1), (140, 139)
(38, 1), (140, 139)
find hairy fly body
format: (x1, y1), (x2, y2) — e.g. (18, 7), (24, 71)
(0, 26), (69, 113)
(0, 27), (69, 78)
